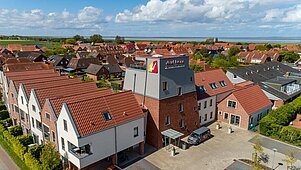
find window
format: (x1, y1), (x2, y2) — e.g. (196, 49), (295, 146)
(210, 112), (213, 119)
(179, 119), (184, 128)
(190, 76), (193, 81)
(36, 120), (42, 130)
(32, 105), (36, 112)
(20, 110), (25, 121)
(178, 87), (182, 96)
(178, 103), (183, 112)
(26, 114), (29, 123)
(61, 137), (65, 150)
(224, 113), (229, 119)
(46, 113), (50, 120)
(198, 103), (201, 110)
(134, 127), (138, 137)
(31, 118), (35, 128)
(63, 119), (68, 132)
(11, 93), (14, 98)
(210, 99), (213, 106)
(230, 115), (240, 126)
(219, 80), (227, 87)
(204, 114), (207, 121)
(165, 116), (170, 125)
(228, 100), (237, 108)
(43, 125), (50, 141)
(11, 104), (14, 112)
(102, 111), (112, 121)
(219, 111), (222, 115)
(52, 131), (56, 143)
(209, 83), (219, 89)
(199, 86), (206, 93)
(204, 101), (207, 109)
(199, 116), (202, 123)
(21, 96), (24, 104)
(162, 82), (168, 91)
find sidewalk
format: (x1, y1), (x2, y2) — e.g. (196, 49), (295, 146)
(0, 146), (19, 170)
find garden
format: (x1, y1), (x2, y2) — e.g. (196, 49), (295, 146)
(0, 101), (62, 170)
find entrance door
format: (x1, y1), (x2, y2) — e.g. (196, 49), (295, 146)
(230, 115), (240, 126)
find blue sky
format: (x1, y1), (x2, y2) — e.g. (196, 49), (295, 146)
(0, 0), (301, 37)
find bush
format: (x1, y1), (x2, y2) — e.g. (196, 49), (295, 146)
(24, 152), (41, 170)
(0, 104), (6, 110)
(0, 118), (12, 128)
(0, 110), (9, 120)
(18, 135), (33, 146)
(40, 144), (62, 170)
(96, 80), (110, 88)
(29, 144), (45, 160)
(259, 95), (301, 147)
(8, 125), (23, 136)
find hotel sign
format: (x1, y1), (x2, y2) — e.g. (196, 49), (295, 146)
(165, 59), (185, 70)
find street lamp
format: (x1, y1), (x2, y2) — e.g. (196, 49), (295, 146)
(272, 148), (278, 169)
(273, 162), (283, 170)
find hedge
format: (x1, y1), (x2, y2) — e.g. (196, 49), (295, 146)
(8, 125), (23, 137)
(259, 95), (301, 147)
(0, 110), (9, 120)
(0, 104), (6, 111)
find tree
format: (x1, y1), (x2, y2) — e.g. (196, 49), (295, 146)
(252, 137), (269, 170)
(283, 151), (297, 170)
(280, 51), (300, 63)
(40, 144), (62, 170)
(65, 38), (76, 45)
(115, 36), (125, 44)
(228, 47), (241, 57)
(73, 34), (85, 42)
(255, 45), (268, 51)
(90, 34), (104, 43)
(189, 64), (204, 72)
(265, 44), (273, 50)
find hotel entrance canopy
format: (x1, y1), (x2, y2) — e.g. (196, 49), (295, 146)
(161, 129), (184, 139)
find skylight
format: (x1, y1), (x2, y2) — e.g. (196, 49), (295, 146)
(199, 86), (206, 93)
(102, 111), (112, 121)
(219, 80), (227, 87)
(209, 83), (219, 89)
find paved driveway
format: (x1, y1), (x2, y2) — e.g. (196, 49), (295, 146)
(0, 146), (19, 170)
(125, 123), (301, 170)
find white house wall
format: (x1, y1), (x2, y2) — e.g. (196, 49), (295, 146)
(198, 96), (216, 126)
(116, 117), (144, 152)
(28, 90), (43, 144)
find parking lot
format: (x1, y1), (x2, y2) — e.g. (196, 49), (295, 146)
(126, 123), (301, 170)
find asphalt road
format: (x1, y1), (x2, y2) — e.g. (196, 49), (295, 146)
(0, 146), (19, 170)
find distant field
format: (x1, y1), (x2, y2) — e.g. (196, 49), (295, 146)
(0, 40), (62, 49)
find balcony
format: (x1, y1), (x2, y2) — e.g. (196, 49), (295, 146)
(68, 142), (92, 159)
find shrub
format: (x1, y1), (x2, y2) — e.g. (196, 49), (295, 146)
(18, 135), (33, 146)
(96, 80), (110, 88)
(8, 125), (23, 137)
(0, 110), (9, 120)
(0, 104), (6, 110)
(0, 118), (12, 128)
(24, 152), (41, 170)
(40, 144), (62, 170)
(29, 144), (45, 160)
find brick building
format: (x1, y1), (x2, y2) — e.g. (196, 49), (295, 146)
(123, 54), (199, 148)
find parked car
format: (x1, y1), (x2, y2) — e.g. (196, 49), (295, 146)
(188, 127), (211, 145)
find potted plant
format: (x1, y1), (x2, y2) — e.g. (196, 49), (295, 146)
(228, 126), (232, 134)
(216, 121), (221, 129)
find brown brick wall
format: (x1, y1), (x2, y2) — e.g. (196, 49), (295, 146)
(40, 102), (59, 149)
(217, 94), (250, 129)
(8, 84), (19, 125)
(135, 92), (199, 148)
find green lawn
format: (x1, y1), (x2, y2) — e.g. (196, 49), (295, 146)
(0, 136), (29, 170)
(0, 40), (62, 49)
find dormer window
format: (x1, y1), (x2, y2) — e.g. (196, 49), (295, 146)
(219, 80), (227, 87)
(209, 83), (218, 89)
(102, 111), (112, 121)
(199, 86), (206, 93)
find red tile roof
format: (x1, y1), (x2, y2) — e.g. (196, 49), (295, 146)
(66, 90), (144, 137)
(194, 69), (234, 99)
(32, 81), (98, 108)
(5, 70), (57, 83)
(4, 62), (53, 72)
(48, 89), (113, 117)
(232, 85), (272, 114)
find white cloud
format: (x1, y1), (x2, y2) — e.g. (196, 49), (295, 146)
(0, 6), (107, 31)
(263, 4), (301, 23)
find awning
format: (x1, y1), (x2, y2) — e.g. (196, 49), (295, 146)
(161, 129), (184, 139)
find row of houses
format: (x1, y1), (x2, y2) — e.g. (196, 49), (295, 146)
(0, 62), (145, 169)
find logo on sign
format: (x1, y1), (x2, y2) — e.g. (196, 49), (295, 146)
(148, 61), (158, 73)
